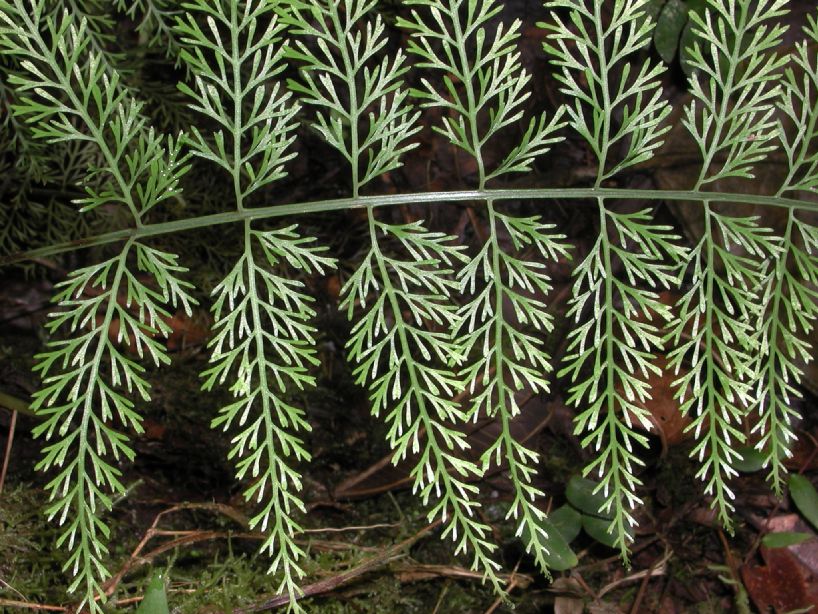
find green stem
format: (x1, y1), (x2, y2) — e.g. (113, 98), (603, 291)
(0, 390), (36, 417)
(3, 188), (811, 266)
(450, 4), (485, 189)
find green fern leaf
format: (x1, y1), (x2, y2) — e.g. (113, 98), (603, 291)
(202, 225), (334, 605)
(0, 2), (194, 609)
(753, 13), (818, 495)
(543, 0), (680, 563)
(456, 211), (570, 576)
(340, 220), (509, 588)
(288, 0), (508, 593)
(283, 0), (420, 195)
(400, 0), (568, 577)
(5, 0), (818, 607)
(175, 0), (299, 196)
(176, 2), (336, 610)
(668, 0), (788, 529)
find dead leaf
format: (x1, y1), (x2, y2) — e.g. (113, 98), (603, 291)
(763, 514), (818, 578)
(742, 546), (818, 614)
(624, 355), (692, 452)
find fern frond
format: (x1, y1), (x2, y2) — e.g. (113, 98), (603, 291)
(176, 0), (299, 197)
(6, 0), (818, 605)
(543, 0), (677, 562)
(543, 0), (670, 182)
(176, 2), (335, 609)
(288, 0), (509, 590)
(284, 0), (420, 195)
(399, 0), (565, 187)
(400, 0), (568, 576)
(340, 220), (507, 590)
(685, 0), (789, 187)
(38, 0), (131, 97)
(559, 208), (684, 561)
(668, 0), (788, 528)
(0, 1), (193, 608)
(755, 214), (818, 495)
(668, 213), (779, 526)
(0, 63), (56, 181)
(0, 167), (47, 257)
(753, 15), (818, 495)
(58, 0), (124, 71)
(30, 239), (193, 612)
(456, 210), (570, 575)
(0, 2), (189, 219)
(777, 12), (818, 195)
(202, 225), (334, 604)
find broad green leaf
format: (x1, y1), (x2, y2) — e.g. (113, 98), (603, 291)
(537, 518), (579, 571)
(654, 0), (688, 63)
(761, 532), (813, 549)
(549, 504), (583, 544)
(135, 571), (169, 614)
(732, 446), (767, 474)
(566, 476), (614, 520)
(582, 514), (634, 549)
(679, 19), (698, 75)
(790, 474), (818, 533)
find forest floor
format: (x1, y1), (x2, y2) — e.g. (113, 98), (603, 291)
(5, 301), (817, 614)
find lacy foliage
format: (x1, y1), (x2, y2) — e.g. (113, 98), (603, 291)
(0, 0), (817, 611)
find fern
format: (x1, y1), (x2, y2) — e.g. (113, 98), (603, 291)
(754, 12), (818, 496)
(543, 0), (684, 561)
(285, 0), (508, 591)
(666, 0), (788, 529)
(0, 2), (193, 610)
(2, 0), (818, 611)
(398, 0), (568, 576)
(175, 1), (335, 609)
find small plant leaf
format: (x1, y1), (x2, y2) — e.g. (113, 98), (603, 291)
(582, 514), (634, 549)
(566, 476), (614, 520)
(733, 446), (767, 474)
(654, 0), (688, 63)
(761, 532), (813, 549)
(135, 571), (169, 614)
(549, 504), (583, 544)
(790, 475), (818, 533)
(537, 517), (579, 571)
